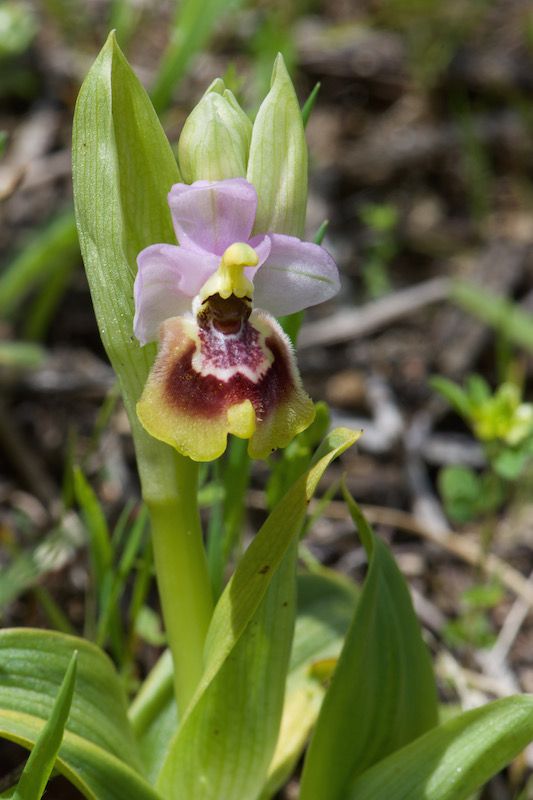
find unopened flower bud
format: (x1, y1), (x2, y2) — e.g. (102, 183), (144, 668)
(178, 78), (252, 184)
(247, 54), (307, 237)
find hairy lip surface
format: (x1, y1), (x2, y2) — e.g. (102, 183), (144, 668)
(164, 334), (293, 421)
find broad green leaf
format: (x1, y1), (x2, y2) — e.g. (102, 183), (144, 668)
(347, 695), (533, 800)
(73, 33), (213, 714)
(200, 428), (358, 688)
(300, 491), (438, 800)
(130, 571), (357, 797)
(0, 629), (138, 765)
(157, 428), (359, 799)
(159, 545), (297, 799)
(72, 31), (183, 504)
(0, 629), (138, 781)
(259, 573), (357, 800)
(12, 652), (77, 800)
(0, 713), (160, 800)
(0, 630), (158, 800)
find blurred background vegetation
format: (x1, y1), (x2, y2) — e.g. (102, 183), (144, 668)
(2, 1), (533, 796)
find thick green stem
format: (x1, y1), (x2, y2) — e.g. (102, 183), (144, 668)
(118, 373), (213, 716)
(144, 456), (213, 715)
(130, 412), (213, 715)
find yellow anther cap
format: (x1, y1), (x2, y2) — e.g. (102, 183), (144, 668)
(199, 243), (257, 303)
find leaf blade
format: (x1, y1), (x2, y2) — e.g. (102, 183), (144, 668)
(72, 31), (182, 505)
(157, 429), (359, 799)
(0, 712), (159, 800)
(0, 630), (158, 800)
(347, 695), (533, 800)
(259, 572), (357, 799)
(0, 629), (139, 768)
(300, 490), (438, 800)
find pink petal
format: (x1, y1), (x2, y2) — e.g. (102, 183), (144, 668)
(168, 179), (258, 256)
(252, 234), (340, 317)
(134, 244), (218, 344)
(244, 234), (272, 281)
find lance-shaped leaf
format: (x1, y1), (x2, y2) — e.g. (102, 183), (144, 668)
(247, 54), (307, 237)
(0, 629), (159, 800)
(347, 695), (533, 800)
(129, 575), (356, 800)
(72, 31), (182, 503)
(299, 490), (438, 800)
(130, 572), (357, 797)
(157, 428), (359, 799)
(161, 544), (297, 800)
(259, 572), (357, 799)
(12, 652), (77, 800)
(178, 78), (252, 183)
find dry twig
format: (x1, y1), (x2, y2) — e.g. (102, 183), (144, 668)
(299, 277), (450, 349)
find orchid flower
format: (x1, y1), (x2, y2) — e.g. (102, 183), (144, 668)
(134, 177), (339, 462)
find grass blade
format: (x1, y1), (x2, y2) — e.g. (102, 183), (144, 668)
(12, 652), (77, 800)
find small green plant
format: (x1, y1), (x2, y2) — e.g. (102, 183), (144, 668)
(432, 374), (533, 524)
(432, 371), (533, 653)
(443, 580), (504, 650)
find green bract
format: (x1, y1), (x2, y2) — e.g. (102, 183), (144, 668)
(248, 54), (307, 237)
(72, 30), (181, 503)
(178, 78), (252, 182)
